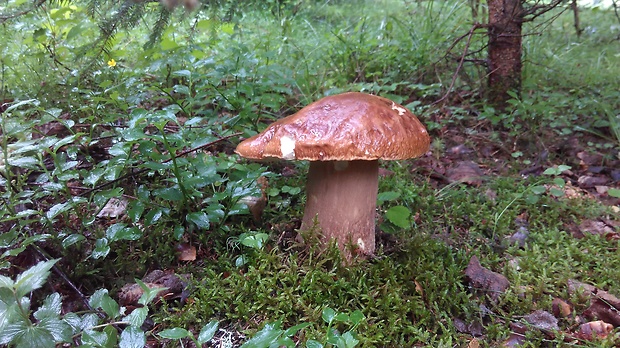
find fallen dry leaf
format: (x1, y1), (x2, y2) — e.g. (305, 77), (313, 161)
(577, 175), (608, 189)
(118, 270), (187, 306)
(523, 310), (559, 332)
(574, 320), (614, 340)
(567, 279), (620, 327)
(176, 243), (196, 261)
(501, 322), (527, 347)
(446, 161), (485, 186)
(464, 255), (510, 301)
(551, 298), (572, 318)
(578, 219), (616, 237)
(96, 197), (128, 218)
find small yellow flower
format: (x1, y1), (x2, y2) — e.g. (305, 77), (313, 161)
(107, 59), (117, 68)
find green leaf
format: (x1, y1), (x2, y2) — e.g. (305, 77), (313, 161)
(91, 238), (110, 259)
(45, 202), (71, 220)
(158, 327), (192, 339)
(61, 234), (85, 248)
(0, 275), (14, 288)
(38, 317), (71, 343)
(530, 185), (546, 195)
(136, 279), (167, 306)
(385, 206), (411, 229)
(8, 156), (40, 170)
(239, 233), (269, 250)
(6, 323), (56, 348)
(197, 321), (219, 344)
(552, 177), (565, 188)
(153, 187), (184, 201)
(349, 310), (365, 325)
(119, 326), (145, 348)
(340, 331), (359, 348)
(377, 191), (400, 203)
(282, 322), (310, 337)
(82, 328), (110, 347)
(306, 340), (324, 348)
(240, 321), (282, 348)
(106, 224), (142, 241)
(322, 308), (336, 324)
(89, 289), (120, 319)
(549, 188), (565, 197)
(186, 212), (210, 229)
(15, 259), (58, 298)
(334, 313), (350, 322)
(34, 293), (62, 320)
(123, 307), (148, 328)
(607, 188), (620, 198)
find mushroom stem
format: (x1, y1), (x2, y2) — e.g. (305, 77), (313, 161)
(301, 160), (379, 261)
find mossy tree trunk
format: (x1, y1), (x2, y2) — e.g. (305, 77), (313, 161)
(487, 0), (523, 108)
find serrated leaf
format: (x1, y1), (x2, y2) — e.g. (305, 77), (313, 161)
(119, 326), (145, 348)
(38, 317), (71, 343)
(158, 327), (191, 339)
(123, 307), (148, 328)
(15, 259), (58, 298)
(0, 275), (14, 288)
(306, 340), (324, 348)
(34, 293), (62, 320)
(197, 321), (219, 344)
(89, 289), (120, 318)
(83, 328), (110, 347)
(385, 205), (411, 229)
(8, 323), (55, 348)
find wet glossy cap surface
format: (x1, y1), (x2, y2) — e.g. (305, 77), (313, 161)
(235, 92), (430, 161)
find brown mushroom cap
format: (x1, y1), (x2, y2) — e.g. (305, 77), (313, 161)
(235, 92), (430, 161)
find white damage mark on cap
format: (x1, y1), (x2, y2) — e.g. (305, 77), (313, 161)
(280, 136), (296, 160)
(391, 102), (407, 116)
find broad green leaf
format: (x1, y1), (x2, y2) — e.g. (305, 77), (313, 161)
(7, 156), (39, 170)
(377, 191), (400, 203)
(61, 234), (85, 248)
(34, 293), (62, 320)
(385, 206), (411, 229)
(158, 327), (191, 339)
(530, 185), (546, 194)
(119, 326), (146, 348)
(186, 212), (210, 229)
(349, 310), (365, 325)
(153, 187), (184, 201)
(240, 321), (282, 348)
(0, 275), (14, 288)
(550, 188), (565, 197)
(38, 317), (71, 343)
(136, 279), (167, 306)
(340, 331), (359, 348)
(609, 188), (620, 198)
(197, 321), (219, 344)
(89, 289), (120, 318)
(91, 238), (110, 259)
(552, 177), (565, 187)
(6, 323), (55, 348)
(15, 259), (58, 298)
(123, 307), (148, 328)
(82, 328), (110, 347)
(282, 322), (310, 337)
(333, 313), (350, 322)
(322, 308), (336, 324)
(239, 233), (268, 250)
(306, 340), (324, 348)
(46, 202), (71, 220)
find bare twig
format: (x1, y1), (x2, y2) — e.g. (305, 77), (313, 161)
(433, 24), (481, 105)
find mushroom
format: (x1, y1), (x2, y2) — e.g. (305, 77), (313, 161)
(235, 92), (430, 261)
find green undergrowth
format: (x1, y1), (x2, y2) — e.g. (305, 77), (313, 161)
(158, 162), (619, 346)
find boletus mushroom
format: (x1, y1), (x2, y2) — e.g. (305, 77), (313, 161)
(235, 92), (430, 261)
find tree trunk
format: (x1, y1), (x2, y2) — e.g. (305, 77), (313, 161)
(487, 0), (523, 107)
